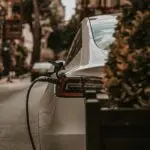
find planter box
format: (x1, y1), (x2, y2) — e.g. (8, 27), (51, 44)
(85, 92), (150, 150)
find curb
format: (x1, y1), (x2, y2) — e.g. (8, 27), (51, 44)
(0, 73), (30, 84)
(0, 83), (30, 100)
(19, 73), (30, 79)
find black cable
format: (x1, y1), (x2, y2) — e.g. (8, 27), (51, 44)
(26, 76), (59, 150)
(38, 111), (42, 150)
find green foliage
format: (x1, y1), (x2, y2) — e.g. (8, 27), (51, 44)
(22, 0), (52, 29)
(104, 0), (150, 108)
(48, 14), (80, 52)
(22, 0), (33, 28)
(62, 15), (79, 49)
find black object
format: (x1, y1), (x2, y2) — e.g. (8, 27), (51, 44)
(1, 46), (11, 75)
(26, 76), (59, 150)
(85, 91), (150, 150)
(131, 0), (150, 10)
(48, 60), (65, 78)
(85, 90), (103, 150)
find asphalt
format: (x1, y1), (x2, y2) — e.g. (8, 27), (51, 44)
(0, 78), (85, 150)
(0, 78), (30, 100)
(0, 79), (47, 150)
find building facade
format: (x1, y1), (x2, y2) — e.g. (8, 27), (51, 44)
(0, 0), (22, 19)
(76, 0), (127, 20)
(88, 0), (127, 8)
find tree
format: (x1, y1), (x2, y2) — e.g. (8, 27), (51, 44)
(22, 0), (33, 29)
(47, 1), (66, 52)
(48, 28), (64, 52)
(22, 0), (52, 65)
(31, 0), (41, 65)
(60, 15), (80, 50)
(104, 0), (150, 108)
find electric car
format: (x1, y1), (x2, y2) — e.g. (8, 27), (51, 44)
(40, 14), (118, 150)
(31, 62), (53, 81)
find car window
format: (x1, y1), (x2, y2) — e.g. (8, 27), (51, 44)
(89, 16), (117, 50)
(66, 27), (82, 64)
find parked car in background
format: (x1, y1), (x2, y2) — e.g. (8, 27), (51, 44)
(31, 62), (53, 81)
(40, 14), (118, 150)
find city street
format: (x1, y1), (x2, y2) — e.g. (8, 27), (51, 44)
(0, 0), (149, 150)
(0, 78), (48, 150)
(0, 77), (30, 100)
(0, 78), (85, 150)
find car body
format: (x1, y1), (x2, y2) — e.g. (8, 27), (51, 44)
(31, 62), (53, 81)
(65, 15), (118, 77)
(40, 14), (118, 150)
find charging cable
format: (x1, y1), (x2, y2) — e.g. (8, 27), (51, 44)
(48, 60), (65, 78)
(26, 76), (59, 150)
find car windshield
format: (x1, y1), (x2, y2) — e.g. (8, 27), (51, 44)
(89, 16), (117, 50)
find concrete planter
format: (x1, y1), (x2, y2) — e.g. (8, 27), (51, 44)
(85, 94), (150, 150)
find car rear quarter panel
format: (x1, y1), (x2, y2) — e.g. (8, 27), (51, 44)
(39, 83), (86, 150)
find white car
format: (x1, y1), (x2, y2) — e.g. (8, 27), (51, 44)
(31, 62), (53, 81)
(40, 14), (118, 150)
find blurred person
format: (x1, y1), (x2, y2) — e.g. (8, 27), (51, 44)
(10, 40), (17, 79)
(1, 40), (13, 82)
(7, 40), (17, 82)
(22, 24), (33, 67)
(15, 38), (28, 76)
(0, 59), (4, 79)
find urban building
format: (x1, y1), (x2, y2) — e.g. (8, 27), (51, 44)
(75, 0), (127, 20)
(0, 0), (22, 19)
(88, 0), (127, 8)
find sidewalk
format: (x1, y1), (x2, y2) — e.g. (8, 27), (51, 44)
(0, 73), (31, 99)
(0, 78), (28, 88)
(0, 73), (30, 84)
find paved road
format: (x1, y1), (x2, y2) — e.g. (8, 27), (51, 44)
(0, 79), (47, 150)
(0, 78), (30, 100)
(0, 79), (85, 150)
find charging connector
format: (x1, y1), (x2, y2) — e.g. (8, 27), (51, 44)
(48, 60), (65, 78)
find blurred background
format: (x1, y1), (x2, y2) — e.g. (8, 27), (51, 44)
(0, 0), (125, 82)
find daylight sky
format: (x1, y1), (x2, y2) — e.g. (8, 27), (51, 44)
(62, 0), (76, 20)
